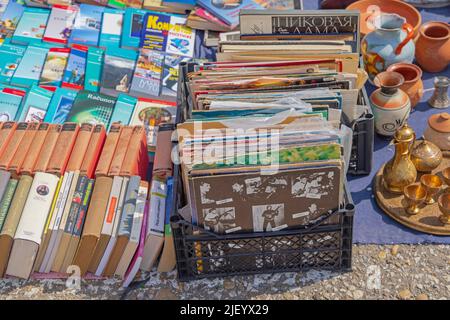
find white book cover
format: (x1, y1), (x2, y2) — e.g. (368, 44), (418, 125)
(58, 171), (79, 232)
(101, 12), (123, 38)
(166, 16), (195, 58)
(43, 5), (78, 44)
(101, 176), (123, 236)
(95, 176), (128, 276)
(130, 183), (148, 244)
(147, 179), (166, 237)
(40, 171), (73, 273)
(14, 172), (60, 244)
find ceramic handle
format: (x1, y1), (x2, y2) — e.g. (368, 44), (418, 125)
(395, 23), (414, 55)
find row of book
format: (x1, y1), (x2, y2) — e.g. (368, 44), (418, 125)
(0, 121), (176, 285)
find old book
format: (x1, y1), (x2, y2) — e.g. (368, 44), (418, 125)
(102, 175), (140, 276)
(39, 172), (73, 273)
(119, 125), (148, 179)
(115, 180), (148, 278)
(95, 123), (122, 177)
(20, 123), (51, 175)
(51, 171), (81, 272)
(6, 172), (59, 279)
(46, 123), (79, 176)
(0, 176), (18, 232)
(62, 178), (94, 270)
(95, 176), (128, 276)
(59, 175), (90, 273)
(66, 123), (95, 172)
(72, 176), (113, 275)
(80, 124), (106, 179)
(140, 178), (166, 271)
(33, 176), (63, 272)
(0, 122), (28, 170)
(0, 171), (11, 207)
(157, 177), (175, 272)
(88, 176), (124, 273)
(107, 126), (133, 176)
(0, 122), (17, 159)
(153, 123), (174, 179)
(7, 122), (39, 176)
(33, 124), (62, 173)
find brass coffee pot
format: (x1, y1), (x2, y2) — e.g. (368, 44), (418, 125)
(383, 123), (417, 194)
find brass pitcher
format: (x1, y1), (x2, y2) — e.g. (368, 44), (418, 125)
(383, 123), (417, 194)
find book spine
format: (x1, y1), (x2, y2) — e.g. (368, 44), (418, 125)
(0, 178), (18, 231)
(80, 124), (106, 178)
(85, 48), (105, 92)
(46, 122), (79, 176)
(108, 126), (133, 176)
(119, 125), (147, 177)
(66, 123), (95, 172)
(0, 122), (18, 159)
(95, 123), (122, 177)
(20, 123), (50, 175)
(72, 178), (94, 237)
(153, 123), (174, 179)
(0, 122), (29, 170)
(7, 122), (39, 175)
(33, 124), (62, 173)
(64, 175), (89, 234)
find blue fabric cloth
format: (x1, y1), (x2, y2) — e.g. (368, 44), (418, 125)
(194, 0), (450, 244)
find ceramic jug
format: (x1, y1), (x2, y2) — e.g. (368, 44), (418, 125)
(370, 71), (411, 136)
(424, 113), (450, 151)
(387, 63), (423, 108)
(362, 13), (415, 83)
(415, 22), (450, 73)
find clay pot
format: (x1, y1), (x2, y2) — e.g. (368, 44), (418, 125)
(387, 63), (423, 108)
(370, 71), (411, 136)
(424, 113), (450, 151)
(415, 22), (450, 73)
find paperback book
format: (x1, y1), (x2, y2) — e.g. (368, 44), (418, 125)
(0, 43), (26, 84)
(69, 4), (104, 47)
(62, 44), (88, 90)
(17, 85), (53, 122)
(66, 90), (117, 126)
(98, 8), (124, 49)
(196, 0), (264, 26)
(121, 8), (145, 49)
(109, 93), (137, 126)
(42, 4), (78, 45)
(12, 7), (49, 46)
(84, 47), (104, 92)
(0, 88), (26, 121)
(10, 43), (51, 88)
(129, 48), (164, 98)
(39, 47), (70, 88)
(161, 53), (189, 98)
(43, 87), (78, 123)
(0, 0), (25, 43)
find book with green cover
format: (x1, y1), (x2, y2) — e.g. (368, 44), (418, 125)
(0, 178), (18, 231)
(17, 84), (54, 122)
(44, 87), (78, 124)
(108, 93), (137, 128)
(84, 47), (104, 92)
(66, 90), (117, 126)
(107, 0), (126, 9)
(11, 7), (50, 46)
(0, 43), (26, 84)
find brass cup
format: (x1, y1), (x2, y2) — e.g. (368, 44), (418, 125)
(442, 167), (450, 186)
(420, 174), (443, 204)
(438, 193), (450, 225)
(403, 184), (427, 215)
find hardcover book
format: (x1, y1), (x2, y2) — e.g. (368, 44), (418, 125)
(0, 88), (26, 122)
(43, 87), (78, 123)
(121, 8), (146, 49)
(84, 47), (104, 92)
(129, 48), (164, 98)
(95, 123), (121, 176)
(0, 122), (17, 158)
(66, 90), (117, 126)
(0, 122), (28, 170)
(12, 7), (49, 46)
(32, 123), (62, 173)
(100, 47), (138, 96)
(109, 93), (137, 126)
(0, 171), (12, 215)
(7, 122), (39, 175)
(79, 124), (106, 178)
(46, 122), (79, 176)
(107, 125), (133, 176)
(20, 122), (51, 175)
(17, 85), (54, 122)
(10, 43), (51, 88)
(156, 176), (175, 272)
(197, 0), (263, 27)
(0, 0), (25, 43)
(119, 125), (148, 178)
(0, 178), (18, 232)
(98, 8), (124, 48)
(68, 4), (104, 47)
(43, 4), (78, 45)
(0, 43), (26, 84)
(65, 123), (95, 172)
(62, 44), (88, 90)
(39, 47), (70, 88)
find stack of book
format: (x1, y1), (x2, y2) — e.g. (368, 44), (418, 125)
(0, 121), (176, 286)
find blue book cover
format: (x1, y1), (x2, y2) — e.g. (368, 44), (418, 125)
(197, 0), (263, 26)
(85, 47), (104, 92)
(121, 8), (146, 49)
(69, 4), (104, 47)
(17, 84), (53, 122)
(130, 48), (163, 98)
(62, 44), (88, 90)
(0, 0), (25, 42)
(140, 12), (171, 52)
(163, 0), (195, 5)
(0, 87), (26, 121)
(99, 8), (124, 49)
(10, 43), (51, 88)
(11, 7), (49, 46)
(0, 42), (26, 84)
(108, 93), (137, 127)
(44, 87), (78, 123)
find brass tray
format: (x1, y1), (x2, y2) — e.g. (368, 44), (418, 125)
(374, 158), (450, 236)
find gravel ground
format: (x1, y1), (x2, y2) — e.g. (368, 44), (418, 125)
(0, 244), (448, 300)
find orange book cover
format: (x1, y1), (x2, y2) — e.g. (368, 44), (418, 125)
(7, 122), (39, 175)
(95, 123), (122, 177)
(108, 126), (133, 177)
(46, 123), (80, 176)
(0, 122), (17, 159)
(120, 126), (149, 179)
(33, 124), (62, 173)
(0, 122), (29, 170)
(80, 124), (106, 179)
(66, 123), (95, 172)
(20, 123), (51, 175)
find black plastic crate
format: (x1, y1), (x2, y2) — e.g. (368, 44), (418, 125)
(170, 62), (356, 281)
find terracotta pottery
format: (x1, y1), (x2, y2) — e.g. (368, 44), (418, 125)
(424, 113), (450, 151)
(387, 63), (423, 108)
(362, 13), (415, 82)
(370, 71), (411, 136)
(415, 22), (450, 73)
(347, 0), (421, 37)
